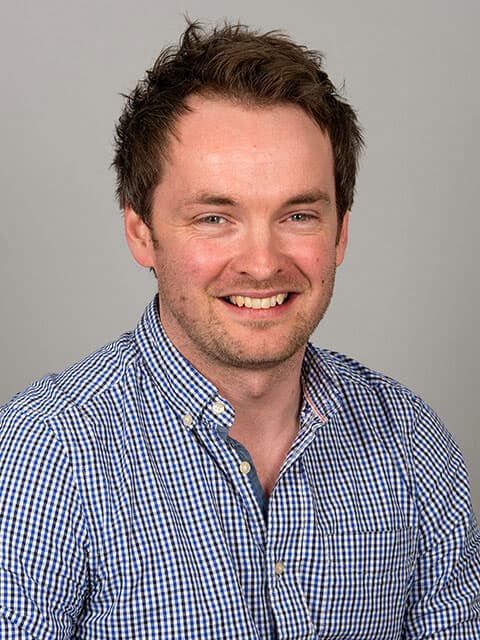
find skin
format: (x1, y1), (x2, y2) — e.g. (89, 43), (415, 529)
(125, 95), (348, 494)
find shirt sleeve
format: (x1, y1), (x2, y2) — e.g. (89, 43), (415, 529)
(0, 405), (90, 639)
(403, 401), (480, 638)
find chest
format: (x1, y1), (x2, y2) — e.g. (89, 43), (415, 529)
(76, 419), (416, 639)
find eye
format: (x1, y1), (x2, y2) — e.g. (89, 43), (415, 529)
(289, 212), (316, 222)
(198, 214), (227, 225)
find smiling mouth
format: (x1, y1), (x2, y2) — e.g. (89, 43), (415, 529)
(225, 293), (289, 309)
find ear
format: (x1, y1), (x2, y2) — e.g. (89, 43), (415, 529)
(335, 211), (349, 267)
(124, 207), (155, 268)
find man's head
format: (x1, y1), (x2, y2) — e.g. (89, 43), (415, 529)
(113, 21), (363, 230)
(118, 22), (362, 376)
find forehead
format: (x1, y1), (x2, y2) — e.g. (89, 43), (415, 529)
(159, 95), (335, 202)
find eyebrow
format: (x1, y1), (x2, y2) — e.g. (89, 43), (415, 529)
(187, 193), (238, 207)
(283, 190), (331, 206)
(185, 189), (332, 208)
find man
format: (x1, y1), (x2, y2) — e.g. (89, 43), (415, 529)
(1, 21), (479, 639)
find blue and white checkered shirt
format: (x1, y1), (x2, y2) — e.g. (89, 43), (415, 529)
(1, 297), (479, 638)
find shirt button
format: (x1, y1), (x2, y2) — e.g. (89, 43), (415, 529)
(274, 561), (285, 576)
(212, 401), (225, 415)
(182, 413), (193, 426)
(239, 461), (251, 474)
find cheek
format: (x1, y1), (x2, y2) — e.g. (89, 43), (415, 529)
(294, 241), (336, 274)
(156, 243), (226, 287)
(186, 239), (234, 274)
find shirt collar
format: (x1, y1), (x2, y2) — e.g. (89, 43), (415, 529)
(300, 343), (344, 426)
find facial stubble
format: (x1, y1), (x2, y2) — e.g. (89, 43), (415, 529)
(156, 263), (337, 371)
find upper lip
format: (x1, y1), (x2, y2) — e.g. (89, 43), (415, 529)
(220, 290), (297, 298)
(223, 292), (286, 298)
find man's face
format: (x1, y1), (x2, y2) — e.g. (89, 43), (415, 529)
(126, 96), (348, 374)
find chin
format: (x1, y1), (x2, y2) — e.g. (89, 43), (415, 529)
(209, 336), (308, 370)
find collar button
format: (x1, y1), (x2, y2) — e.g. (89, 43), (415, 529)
(212, 401), (225, 415)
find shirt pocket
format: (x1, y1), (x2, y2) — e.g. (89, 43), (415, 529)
(316, 527), (414, 639)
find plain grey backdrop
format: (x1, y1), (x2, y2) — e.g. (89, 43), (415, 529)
(1, 0), (478, 514)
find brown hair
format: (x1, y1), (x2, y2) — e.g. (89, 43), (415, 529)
(113, 21), (363, 227)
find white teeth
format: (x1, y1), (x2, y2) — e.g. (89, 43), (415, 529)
(227, 293), (289, 309)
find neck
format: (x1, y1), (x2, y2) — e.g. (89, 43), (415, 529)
(183, 346), (305, 447)
(215, 357), (303, 432)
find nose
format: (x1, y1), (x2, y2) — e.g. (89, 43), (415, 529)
(231, 223), (285, 282)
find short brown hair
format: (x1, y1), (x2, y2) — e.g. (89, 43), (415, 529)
(113, 21), (363, 227)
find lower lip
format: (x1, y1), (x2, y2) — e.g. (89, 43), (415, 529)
(219, 295), (296, 319)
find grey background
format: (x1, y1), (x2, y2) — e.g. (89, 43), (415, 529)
(1, 0), (478, 515)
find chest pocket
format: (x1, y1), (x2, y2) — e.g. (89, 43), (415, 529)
(316, 527), (414, 639)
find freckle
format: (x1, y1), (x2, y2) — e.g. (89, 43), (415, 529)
(321, 279), (325, 284)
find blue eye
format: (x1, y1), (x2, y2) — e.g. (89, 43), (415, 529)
(290, 212), (313, 222)
(200, 215), (227, 224)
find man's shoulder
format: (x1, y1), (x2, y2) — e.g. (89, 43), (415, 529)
(0, 330), (139, 429)
(306, 345), (435, 423)
(308, 345), (411, 394)
(307, 345), (459, 468)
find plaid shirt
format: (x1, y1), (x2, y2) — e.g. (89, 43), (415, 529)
(1, 297), (479, 639)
